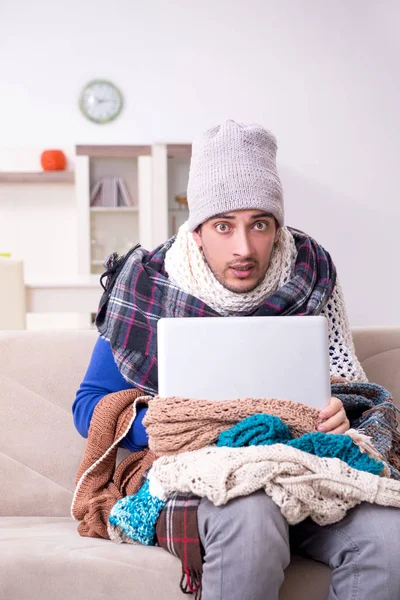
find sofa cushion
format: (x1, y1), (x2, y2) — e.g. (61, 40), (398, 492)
(0, 331), (95, 517)
(0, 516), (330, 600)
(0, 516), (184, 600)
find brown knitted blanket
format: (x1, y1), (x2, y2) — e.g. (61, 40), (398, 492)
(143, 395), (321, 456)
(71, 389), (156, 538)
(71, 388), (203, 597)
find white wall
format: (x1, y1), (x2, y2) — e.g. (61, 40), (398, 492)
(1, 0), (399, 325)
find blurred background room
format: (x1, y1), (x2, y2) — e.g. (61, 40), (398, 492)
(1, 0), (399, 330)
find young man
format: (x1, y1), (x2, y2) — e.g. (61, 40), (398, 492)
(73, 120), (400, 600)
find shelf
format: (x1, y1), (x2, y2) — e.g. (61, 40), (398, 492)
(76, 145), (151, 158)
(0, 171), (75, 184)
(90, 206), (138, 213)
(167, 144), (192, 159)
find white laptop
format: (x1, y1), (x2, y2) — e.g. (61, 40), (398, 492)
(157, 316), (331, 409)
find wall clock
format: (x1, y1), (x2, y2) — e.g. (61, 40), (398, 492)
(79, 79), (123, 124)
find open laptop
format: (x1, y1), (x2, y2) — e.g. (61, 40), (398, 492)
(157, 316), (331, 409)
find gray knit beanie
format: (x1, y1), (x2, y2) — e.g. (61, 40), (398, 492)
(187, 120), (284, 232)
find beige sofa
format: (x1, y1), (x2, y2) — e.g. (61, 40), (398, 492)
(1, 327), (399, 600)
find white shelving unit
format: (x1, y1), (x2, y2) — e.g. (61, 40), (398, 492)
(1, 142), (192, 280)
(90, 206), (138, 213)
(152, 144), (191, 246)
(1, 142), (193, 330)
(75, 145), (153, 276)
(0, 171), (75, 184)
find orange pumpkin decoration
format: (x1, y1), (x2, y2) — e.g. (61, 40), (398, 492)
(40, 150), (67, 171)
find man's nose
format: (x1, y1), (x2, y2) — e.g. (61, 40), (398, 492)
(232, 230), (252, 257)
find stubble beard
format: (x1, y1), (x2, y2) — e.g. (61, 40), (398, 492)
(202, 251), (266, 294)
(216, 272), (266, 294)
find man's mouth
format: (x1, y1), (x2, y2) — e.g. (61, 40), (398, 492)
(230, 264), (255, 279)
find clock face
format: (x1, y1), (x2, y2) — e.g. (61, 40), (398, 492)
(79, 79), (123, 124)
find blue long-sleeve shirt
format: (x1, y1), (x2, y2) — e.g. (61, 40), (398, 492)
(72, 336), (149, 451)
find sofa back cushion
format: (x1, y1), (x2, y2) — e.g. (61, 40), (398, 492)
(0, 327), (399, 517)
(0, 330), (96, 517)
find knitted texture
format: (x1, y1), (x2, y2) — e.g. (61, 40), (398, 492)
(108, 479), (166, 546)
(216, 414), (384, 476)
(71, 389), (156, 539)
(143, 395), (320, 456)
(144, 382), (399, 476)
(346, 428), (389, 464)
(321, 278), (367, 381)
(165, 223), (367, 382)
(150, 444), (400, 526)
(332, 381), (400, 478)
(187, 120), (284, 231)
(290, 432), (384, 475)
(217, 412), (291, 446)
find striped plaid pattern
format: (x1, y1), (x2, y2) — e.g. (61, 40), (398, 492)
(96, 227), (336, 395)
(333, 381), (400, 479)
(156, 491), (203, 598)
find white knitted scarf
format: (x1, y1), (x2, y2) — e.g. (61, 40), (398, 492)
(164, 222), (297, 316)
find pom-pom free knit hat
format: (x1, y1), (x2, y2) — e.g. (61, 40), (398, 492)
(187, 120), (284, 232)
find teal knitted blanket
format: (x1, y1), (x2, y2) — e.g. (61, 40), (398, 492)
(216, 413), (384, 476)
(109, 478), (166, 546)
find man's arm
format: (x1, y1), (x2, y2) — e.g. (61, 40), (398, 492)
(72, 336), (149, 451)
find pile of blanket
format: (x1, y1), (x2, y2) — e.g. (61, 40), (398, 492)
(71, 381), (400, 599)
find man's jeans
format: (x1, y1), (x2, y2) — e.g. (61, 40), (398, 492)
(198, 490), (400, 600)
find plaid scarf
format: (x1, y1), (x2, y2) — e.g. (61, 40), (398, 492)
(332, 381), (400, 479)
(96, 227), (336, 395)
(156, 492), (203, 599)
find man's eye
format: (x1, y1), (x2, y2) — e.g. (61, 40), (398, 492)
(215, 223), (230, 233)
(253, 221), (269, 231)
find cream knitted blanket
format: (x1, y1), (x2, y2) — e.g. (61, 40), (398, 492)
(150, 444), (400, 526)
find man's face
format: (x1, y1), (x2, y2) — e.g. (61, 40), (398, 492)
(192, 209), (280, 293)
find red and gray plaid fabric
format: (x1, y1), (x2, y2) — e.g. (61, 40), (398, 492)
(156, 492), (203, 598)
(96, 227), (337, 395)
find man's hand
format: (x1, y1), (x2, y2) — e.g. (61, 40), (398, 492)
(318, 397), (350, 434)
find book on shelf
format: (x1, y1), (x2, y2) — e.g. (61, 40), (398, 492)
(90, 176), (134, 207)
